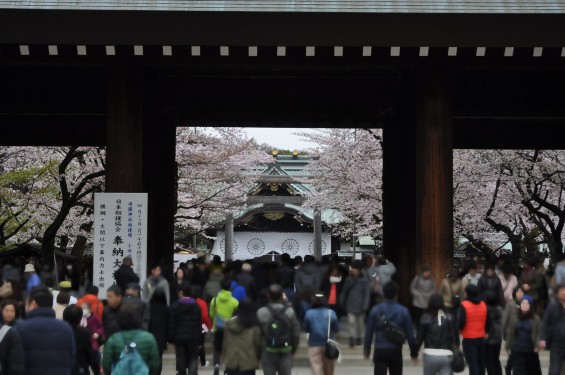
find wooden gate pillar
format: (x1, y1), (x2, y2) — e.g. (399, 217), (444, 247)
(106, 63), (143, 193)
(415, 67), (454, 285)
(106, 66), (177, 281)
(382, 70), (418, 305)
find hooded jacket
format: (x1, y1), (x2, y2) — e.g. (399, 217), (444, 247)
(230, 281), (247, 303)
(203, 271), (224, 302)
(222, 317), (262, 371)
(295, 263), (321, 294)
(209, 290), (239, 332)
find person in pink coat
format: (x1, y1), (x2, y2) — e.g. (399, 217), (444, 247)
(80, 301), (105, 352)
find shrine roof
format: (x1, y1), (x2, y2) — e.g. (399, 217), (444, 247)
(2, 0), (565, 13)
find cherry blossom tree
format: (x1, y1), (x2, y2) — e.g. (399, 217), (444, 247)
(0, 146), (105, 264)
(175, 127), (271, 241)
(453, 149), (565, 260)
(298, 128), (383, 240)
(0, 147), (56, 245)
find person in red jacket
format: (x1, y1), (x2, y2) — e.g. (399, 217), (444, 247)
(192, 285), (212, 367)
(458, 284), (492, 375)
(76, 286), (104, 320)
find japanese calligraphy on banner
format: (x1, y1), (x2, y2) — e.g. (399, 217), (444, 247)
(93, 193), (148, 299)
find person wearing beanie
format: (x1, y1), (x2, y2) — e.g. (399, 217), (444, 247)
(458, 284), (491, 375)
(505, 295), (542, 375)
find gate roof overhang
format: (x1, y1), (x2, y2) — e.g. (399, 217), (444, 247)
(1, 6), (565, 47)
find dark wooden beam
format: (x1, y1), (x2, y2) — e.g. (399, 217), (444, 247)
(1, 10), (565, 47)
(453, 117), (565, 149)
(0, 114), (105, 146)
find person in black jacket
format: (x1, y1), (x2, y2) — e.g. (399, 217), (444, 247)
(113, 256), (140, 293)
(540, 283), (565, 375)
(169, 281), (202, 375)
(276, 254), (296, 303)
(0, 321), (25, 375)
(478, 264), (505, 308)
(63, 305), (99, 375)
(484, 290), (503, 375)
(415, 293), (460, 374)
(102, 285), (123, 340)
(149, 288), (169, 375)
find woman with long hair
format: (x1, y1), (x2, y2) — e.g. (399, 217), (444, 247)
(303, 292), (339, 375)
(222, 299), (262, 375)
(504, 295), (542, 375)
(414, 293), (460, 375)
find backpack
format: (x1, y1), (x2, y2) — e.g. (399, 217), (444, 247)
(265, 306), (293, 354)
(112, 331), (149, 375)
(213, 296), (226, 331)
(378, 309), (406, 345)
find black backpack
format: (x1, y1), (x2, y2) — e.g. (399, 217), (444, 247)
(265, 306), (293, 354)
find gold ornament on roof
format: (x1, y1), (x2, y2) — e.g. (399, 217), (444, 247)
(264, 212), (284, 221)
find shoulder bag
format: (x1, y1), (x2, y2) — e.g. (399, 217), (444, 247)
(324, 309), (340, 359)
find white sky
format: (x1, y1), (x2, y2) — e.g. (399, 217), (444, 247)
(244, 128), (317, 151)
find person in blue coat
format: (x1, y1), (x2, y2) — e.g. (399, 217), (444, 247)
(15, 287), (75, 375)
(364, 281), (418, 375)
(303, 292), (339, 375)
(230, 279), (248, 303)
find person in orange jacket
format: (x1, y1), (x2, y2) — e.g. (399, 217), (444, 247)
(76, 286), (104, 320)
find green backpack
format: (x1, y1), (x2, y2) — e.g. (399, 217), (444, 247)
(112, 331), (149, 375)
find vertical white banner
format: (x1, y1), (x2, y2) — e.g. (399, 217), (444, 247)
(93, 193), (148, 299)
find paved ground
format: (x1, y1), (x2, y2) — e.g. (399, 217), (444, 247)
(158, 334), (552, 374)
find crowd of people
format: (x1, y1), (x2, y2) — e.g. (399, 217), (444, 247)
(0, 251), (565, 375)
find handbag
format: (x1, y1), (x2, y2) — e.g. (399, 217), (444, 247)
(446, 312), (466, 373)
(451, 349), (465, 373)
(324, 309), (340, 360)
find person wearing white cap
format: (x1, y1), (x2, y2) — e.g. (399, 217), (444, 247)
(23, 263), (41, 298)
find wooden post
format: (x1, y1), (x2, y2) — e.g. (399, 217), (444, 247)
(225, 214), (234, 262)
(142, 69), (177, 280)
(415, 67), (454, 286)
(313, 208), (322, 261)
